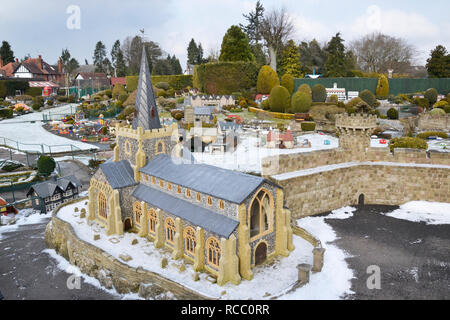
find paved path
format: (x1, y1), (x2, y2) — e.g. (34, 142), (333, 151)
(325, 205), (450, 300)
(0, 220), (117, 300)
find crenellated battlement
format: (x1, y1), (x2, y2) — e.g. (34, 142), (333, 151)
(116, 123), (178, 140)
(335, 113), (377, 130)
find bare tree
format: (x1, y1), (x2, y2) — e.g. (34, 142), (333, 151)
(260, 7), (294, 71)
(350, 32), (417, 74)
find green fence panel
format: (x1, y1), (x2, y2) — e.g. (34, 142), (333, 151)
(294, 78), (450, 96)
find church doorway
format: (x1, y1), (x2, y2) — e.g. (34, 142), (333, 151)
(358, 194), (365, 206)
(254, 242), (267, 265)
(124, 218), (132, 231)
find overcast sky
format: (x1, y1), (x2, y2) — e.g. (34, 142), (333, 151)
(1, 0), (449, 71)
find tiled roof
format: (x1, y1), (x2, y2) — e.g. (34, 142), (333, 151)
(132, 184), (239, 238)
(27, 175), (81, 198)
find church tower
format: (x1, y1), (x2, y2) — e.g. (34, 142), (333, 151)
(132, 46), (161, 130)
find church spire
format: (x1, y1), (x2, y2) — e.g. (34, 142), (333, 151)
(132, 46), (161, 130)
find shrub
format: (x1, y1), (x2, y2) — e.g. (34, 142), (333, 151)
(126, 76), (139, 92)
(327, 94), (338, 104)
(416, 131), (448, 140)
(47, 99), (54, 106)
(171, 110), (184, 121)
(157, 90), (167, 97)
(291, 91), (312, 113)
(261, 99), (270, 110)
(301, 122), (316, 131)
(239, 99), (248, 108)
(389, 137), (428, 152)
(257, 65), (279, 94)
(424, 88), (438, 105)
(387, 107), (399, 120)
(429, 108), (446, 116)
(312, 84), (327, 103)
(376, 74), (389, 98)
(195, 61), (258, 94)
(176, 97), (184, 104)
(297, 84), (312, 97)
(37, 155), (56, 176)
(433, 100), (449, 109)
(268, 85), (290, 113)
(345, 97), (363, 108)
(25, 87), (43, 97)
(414, 97), (430, 110)
(2, 162), (23, 172)
(155, 82), (170, 90)
(118, 94), (128, 103)
(152, 75), (193, 90)
(280, 74), (294, 94)
(0, 108), (13, 118)
(359, 89), (377, 107)
(444, 105), (450, 113)
(112, 83), (126, 99)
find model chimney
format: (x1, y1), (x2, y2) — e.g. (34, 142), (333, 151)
(58, 58), (63, 74)
(38, 55), (43, 70)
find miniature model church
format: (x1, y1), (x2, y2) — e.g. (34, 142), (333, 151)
(87, 48), (294, 286)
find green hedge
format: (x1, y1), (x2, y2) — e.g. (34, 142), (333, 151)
(25, 87), (42, 97)
(125, 75), (193, 92)
(389, 137), (428, 152)
(416, 131), (448, 139)
(0, 108), (13, 118)
(193, 61), (258, 94)
(0, 80), (30, 98)
(301, 122), (316, 131)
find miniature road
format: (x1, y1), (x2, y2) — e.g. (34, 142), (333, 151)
(326, 205), (450, 300)
(0, 219), (118, 300)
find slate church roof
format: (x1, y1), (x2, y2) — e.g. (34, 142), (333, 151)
(139, 154), (275, 204)
(132, 46), (161, 131)
(100, 160), (137, 189)
(132, 184), (239, 238)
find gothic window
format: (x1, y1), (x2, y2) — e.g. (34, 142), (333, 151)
(186, 189), (191, 198)
(207, 237), (221, 268)
(168, 183), (172, 191)
(160, 180), (164, 188)
(165, 218), (176, 244)
(148, 208), (157, 234)
(98, 191), (107, 219)
(207, 196), (212, 206)
(249, 189), (272, 239)
(177, 185), (182, 194)
(125, 140), (131, 155)
(144, 174), (148, 182)
(196, 192), (201, 202)
(133, 202), (142, 226)
(156, 141), (165, 154)
(152, 176), (156, 184)
(219, 200), (224, 210)
(184, 227), (196, 255)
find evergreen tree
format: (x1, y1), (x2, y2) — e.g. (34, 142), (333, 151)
(324, 33), (347, 77)
(0, 41), (15, 64)
(85, 58), (89, 65)
(115, 50), (127, 77)
(219, 25), (254, 62)
(426, 45), (450, 78)
(93, 41), (107, 73)
(279, 40), (302, 77)
(170, 55), (183, 74)
(197, 43), (204, 64)
(299, 39), (328, 75)
(111, 40), (121, 77)
(240, 0), (265, 45)
(187, 39), (199, 65)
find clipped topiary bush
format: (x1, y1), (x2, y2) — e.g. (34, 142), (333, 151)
(155, 82), (170, 90)
(301, 122), (316, 131)
(389, 137), (428, 152)
(257, 65), (280, 94)
(433, 100), (449, 109)
(444, 105), (450, 113)
(327, 94), (338, 104)
(429, 108), (446, 116)
(261, 99), (270, 110)
(416, 131), (448, 140)
(346, 97), (363, 108)
(280, 74), (294, 94)
(112, 83), (126, 99)
(312, 84), (327, 103)
(387, 107), (399, 120)
(376, 74), (389, 98)
(37, 155), (56, 177)
(297, 84), (312, 97)
(415, 97), (430, 110)
(424, 88), (438, 105)
(291, 91), (312, 113)
(359, 89), (377, 107)
(268, 85), (290, 113)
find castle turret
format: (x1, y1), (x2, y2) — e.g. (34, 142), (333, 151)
(335, 113), (376, 155)
(132, 46), (161, 131)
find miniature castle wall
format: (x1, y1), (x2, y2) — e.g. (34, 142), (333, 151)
(263, 113), (450, 219)
(417, 113), (450, 131)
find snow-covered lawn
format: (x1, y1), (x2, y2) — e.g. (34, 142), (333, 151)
(193, 132), (339, 173)
(380, 201), (450, 225)
(0, 208), (51, 240)
(54, 199), (354, 300)
(0, 104), (98, 153)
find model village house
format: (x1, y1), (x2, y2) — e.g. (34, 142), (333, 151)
(86, 48), (294, 286)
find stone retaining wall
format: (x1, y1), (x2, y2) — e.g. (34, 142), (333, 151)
(45, 204), (212, 300)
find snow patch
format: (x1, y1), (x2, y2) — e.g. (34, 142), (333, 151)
(381, 201), (450, 225)
(0, 209), (51, 240)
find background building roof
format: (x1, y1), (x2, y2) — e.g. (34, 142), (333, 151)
(100, 160), (137, 189)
